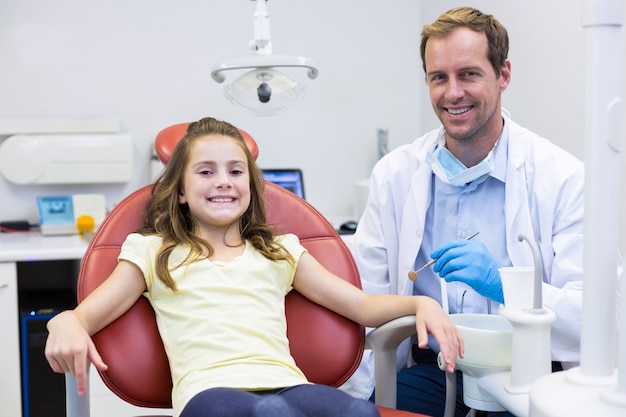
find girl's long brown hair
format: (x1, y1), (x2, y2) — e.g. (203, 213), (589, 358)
(138, 117), (294, 291)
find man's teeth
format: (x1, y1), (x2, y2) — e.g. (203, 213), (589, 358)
(448, 107), (470, 115)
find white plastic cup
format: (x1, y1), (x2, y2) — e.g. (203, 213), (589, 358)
(499, 266), (535, 310)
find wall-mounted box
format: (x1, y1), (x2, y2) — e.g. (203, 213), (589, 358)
(0, 133), (133, 184)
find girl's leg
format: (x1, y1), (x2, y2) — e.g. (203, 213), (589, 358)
(179, 388), (260, 417)
(180, 387), (307, 417)
(278, 384), (380, 417)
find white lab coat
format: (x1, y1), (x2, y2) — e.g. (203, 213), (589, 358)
(342, 115), (587, 399)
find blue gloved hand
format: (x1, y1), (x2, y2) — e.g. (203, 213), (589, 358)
(430, 239), (504, 303)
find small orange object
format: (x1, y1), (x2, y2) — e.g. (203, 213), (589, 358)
(408, 270), (418, 281)
(76, 215), (95, 240)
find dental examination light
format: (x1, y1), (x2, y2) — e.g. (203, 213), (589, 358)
(210, 0), (318, 116)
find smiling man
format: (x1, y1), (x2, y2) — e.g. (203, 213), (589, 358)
(342, 7), (587, 417)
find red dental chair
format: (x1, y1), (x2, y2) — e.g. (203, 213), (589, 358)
(66, 123), (428, 417)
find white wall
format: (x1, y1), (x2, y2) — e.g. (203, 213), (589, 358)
(1, 1), (625, 251)
(0, 0), (422, 225)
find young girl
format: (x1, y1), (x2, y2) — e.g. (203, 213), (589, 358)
(45, 117), (463, 417)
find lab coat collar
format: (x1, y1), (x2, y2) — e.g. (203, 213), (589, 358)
(490, 118), (509, 183)
(503, 115), (541, 266)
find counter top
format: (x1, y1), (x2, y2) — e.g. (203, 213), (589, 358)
(0, 229), (352, 263)
(0, 232), (87, 262)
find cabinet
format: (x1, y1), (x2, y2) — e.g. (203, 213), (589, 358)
(0, 233), (172, 417)
(0, 261), (22, 417)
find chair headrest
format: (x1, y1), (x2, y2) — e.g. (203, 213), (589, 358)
(154, 122), (260, 164)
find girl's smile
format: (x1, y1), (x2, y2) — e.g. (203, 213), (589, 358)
(178, 135), (251, 237)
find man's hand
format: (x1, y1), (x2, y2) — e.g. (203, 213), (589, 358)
(431, 239), (504, 303)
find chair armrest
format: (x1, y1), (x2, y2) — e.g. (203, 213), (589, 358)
(66, 371), (90, 417)
(367, 315), (459, 417)
(366, 315), (417, 408)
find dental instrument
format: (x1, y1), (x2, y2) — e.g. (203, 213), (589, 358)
(407, 231), (480, 282)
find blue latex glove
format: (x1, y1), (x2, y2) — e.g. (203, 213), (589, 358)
(430, 239), (504, 303)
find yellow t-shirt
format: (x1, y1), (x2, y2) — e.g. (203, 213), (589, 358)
(119, 233), (309, 417)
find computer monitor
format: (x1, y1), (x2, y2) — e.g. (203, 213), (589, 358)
(262, 168), (305, 200)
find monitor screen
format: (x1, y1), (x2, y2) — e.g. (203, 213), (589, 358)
(262, 169), (305, 199)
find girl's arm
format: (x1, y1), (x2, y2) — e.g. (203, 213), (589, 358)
(44, 260), (146, 395)
(292, 252), (463, 372)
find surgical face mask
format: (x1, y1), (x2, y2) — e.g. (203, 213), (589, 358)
(426, 143), (496, 186)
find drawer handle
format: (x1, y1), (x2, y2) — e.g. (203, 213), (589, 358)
(0, 283), (8, 289)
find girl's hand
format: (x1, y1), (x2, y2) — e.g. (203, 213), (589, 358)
(413, 296), (464, 373)
(44, 310), (108, 396)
